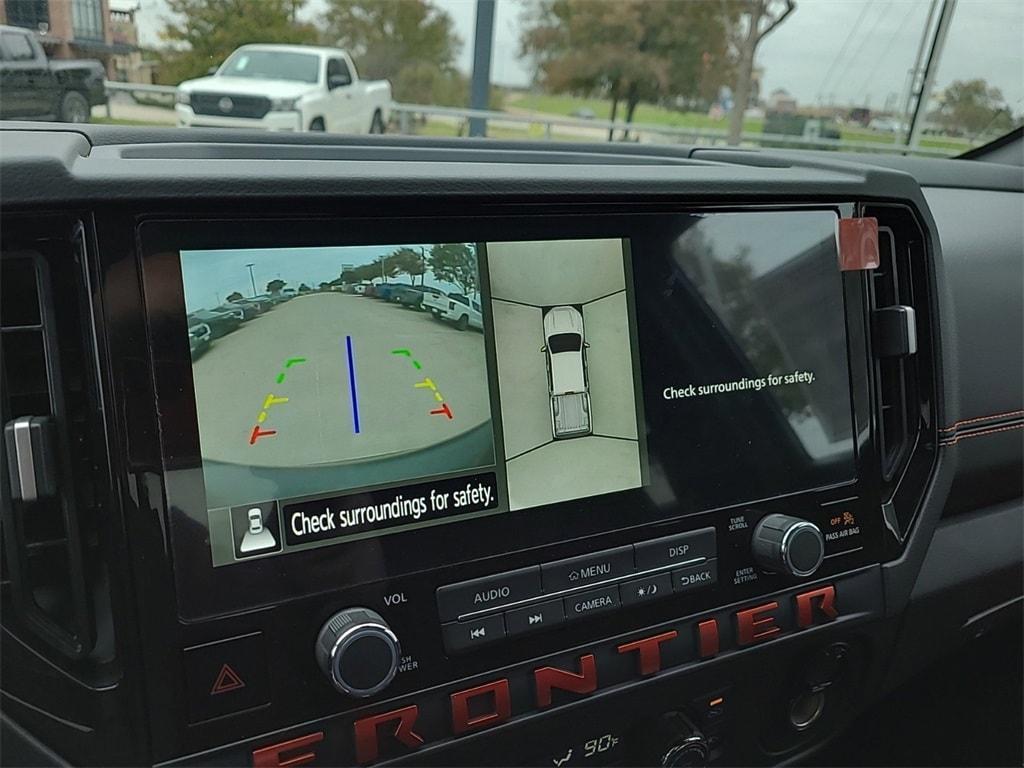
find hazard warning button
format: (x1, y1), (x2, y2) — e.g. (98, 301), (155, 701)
(184, 632), (268, 722)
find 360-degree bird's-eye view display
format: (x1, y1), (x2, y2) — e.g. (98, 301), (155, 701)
(487, 238), (645, 511)
(0, 0), (1021, 766)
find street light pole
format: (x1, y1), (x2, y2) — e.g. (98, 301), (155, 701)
(246, 263), (257, 297)
(468, 0), (496, 138)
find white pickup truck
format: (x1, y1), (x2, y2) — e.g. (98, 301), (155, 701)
(175, 44), (390, 133)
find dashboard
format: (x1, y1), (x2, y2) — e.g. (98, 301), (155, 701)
(0, 125), (1021, 767)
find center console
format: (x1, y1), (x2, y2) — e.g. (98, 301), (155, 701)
(127, 203), (926, 765)
(0, 133), (943, 768)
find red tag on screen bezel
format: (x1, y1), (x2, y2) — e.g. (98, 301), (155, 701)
(837, 217), (880, 271)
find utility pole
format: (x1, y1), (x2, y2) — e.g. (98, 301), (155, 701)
(468, 0), (496, 138)
(246, 263), (257, 297)
(906, 0), (958, 147)
(901, 0), (940, 130)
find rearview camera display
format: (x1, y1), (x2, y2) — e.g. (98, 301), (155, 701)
(179, 238), (647, 566)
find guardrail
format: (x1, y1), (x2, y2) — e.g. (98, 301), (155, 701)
(103, 80), (177, 118)
(102, 82), (960, 157)
(389, 101), (960, 157)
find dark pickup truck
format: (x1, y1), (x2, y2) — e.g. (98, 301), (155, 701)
(0, 25), (105, 122)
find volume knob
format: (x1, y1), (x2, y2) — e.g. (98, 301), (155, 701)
(315, 607), (400, 697)
(751, 514), (825, 577)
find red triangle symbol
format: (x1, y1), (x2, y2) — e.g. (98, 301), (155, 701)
(210, 663), (246, 695)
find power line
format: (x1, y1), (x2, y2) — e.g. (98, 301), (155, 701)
(815, 0), (875, 102)
(830, 0), (898, 107)
(854, 1), (922, 106)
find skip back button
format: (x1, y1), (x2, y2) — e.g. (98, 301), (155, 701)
(442, 614), (506, 654)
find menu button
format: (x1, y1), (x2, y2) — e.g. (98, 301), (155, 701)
(542, 546), (634, 591)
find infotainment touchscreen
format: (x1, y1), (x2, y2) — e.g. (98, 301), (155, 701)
(179, 238), (647, 565)
(154, 209), (860, 586)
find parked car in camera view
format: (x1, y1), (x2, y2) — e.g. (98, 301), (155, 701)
(421, 290), (454, 316)
(216, 302), (261, 320)
(542, 306), (592, 440)
(374, 283), (411, 301)
(392, 284), (444, 309)
(188, 322), (212, 359)
(187, 309), (242, 339)
(440, 294), (483, 331)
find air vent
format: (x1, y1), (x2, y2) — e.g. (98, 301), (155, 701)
(863, 204), (936, 537)
(1, 218), (102, 659)
(871, 224), (919, 481)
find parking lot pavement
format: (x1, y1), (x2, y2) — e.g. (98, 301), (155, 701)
(487, 238), (627, 306)
(504, 437), (644, 511)
(192, 293), (490, 468)
(491, 301), (551, 458)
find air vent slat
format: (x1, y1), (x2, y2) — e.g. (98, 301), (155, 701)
(1, 230), (97, 660)
(867, 213), (927, 509)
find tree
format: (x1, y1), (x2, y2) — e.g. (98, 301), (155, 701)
(156, 0), (318, 85)
(298, 283), (312, 292)
(226, 291), (245, 302)
(266, 279), (287, 293)
(934, 79), (1014, 139)
(726, 0), (795, 146)
(521, 1), (735, 140)
(319, 282), (331, 291)
(428, 243), (477, 296)
(320, 0), (463, 104)
(390, 247), (426, 285)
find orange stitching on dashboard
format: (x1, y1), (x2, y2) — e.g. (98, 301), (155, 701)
(940, 409), (1024, 433)
(940, 422), (1024, 446)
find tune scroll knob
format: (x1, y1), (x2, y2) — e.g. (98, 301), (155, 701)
(315, 607), (400, 697)
(646, 712), (709, 767)
(751, 514), (826, 577)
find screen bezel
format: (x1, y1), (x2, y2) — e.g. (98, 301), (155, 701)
(138, 207), (867, 621)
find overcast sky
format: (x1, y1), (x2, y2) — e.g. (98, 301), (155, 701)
(123, 0), (1023, 112)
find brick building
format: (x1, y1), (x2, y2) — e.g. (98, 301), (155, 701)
(0, 0), (135, 76)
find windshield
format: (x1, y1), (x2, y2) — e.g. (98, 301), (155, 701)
(218, 50), (319, 84)
(49, 0), (1021, 155)
(549, 333), (582, 354)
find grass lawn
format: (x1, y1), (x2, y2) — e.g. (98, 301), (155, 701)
(91, 116), (167, 126)
(509, 92), (764, 133)
(415, 117), (582, 142)
(508, 92), (969, 154)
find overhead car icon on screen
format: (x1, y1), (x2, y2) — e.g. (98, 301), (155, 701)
(541, 306), (592, 440)
(240, 507), (277, 553)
